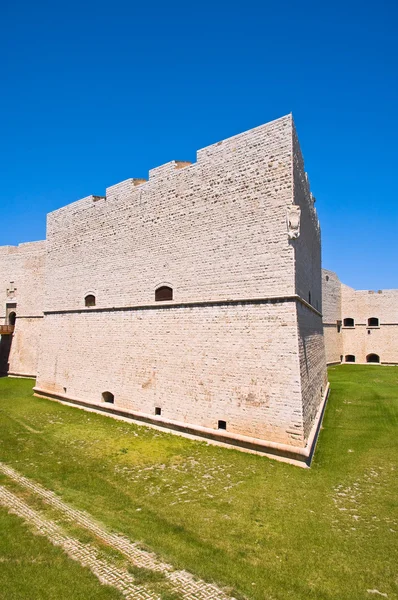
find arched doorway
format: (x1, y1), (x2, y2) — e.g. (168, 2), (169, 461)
(8, 312), (16, 326)
(366, 354), (380, 363)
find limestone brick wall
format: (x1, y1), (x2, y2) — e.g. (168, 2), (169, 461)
(323, 326), (343, 365)
(292, 124), (322, 311)
(322, 269), (343, 364)
(341, 285), (398, 364)
(36, 302), (306, 445)
(296, 303), (328, 440)
(322, 270), (398, 365)
(292, 125), (326, 438)
(44, 115), (295, 312)
(0, 242), (45, 376)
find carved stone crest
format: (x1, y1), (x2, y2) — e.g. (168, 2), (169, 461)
(287, 205), (301, 239)
(7, 281), (17, 298)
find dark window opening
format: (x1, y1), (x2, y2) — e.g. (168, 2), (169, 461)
(218, 420), (227, 430)
(155, 286), (173, 302)
(368, 317), (379, 327)
(345, 355), (356, 363)
(337, 320), (342, 333)
(155, 407), (161, 416)
(8, 312), (16, 326)
(325, 275), (329, 281)
(308, 292), (311, 305)
(366, 353), (380, 363)
(102, 391), (114, 403)
(343, 318), (354, 327)
(85, 294), (96, 307)
(368, 330), (371, 335)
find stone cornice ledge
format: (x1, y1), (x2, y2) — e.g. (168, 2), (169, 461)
(33, 382), (330, 468)
(43, 294), (322, 318)
(8, 372), (36, 379)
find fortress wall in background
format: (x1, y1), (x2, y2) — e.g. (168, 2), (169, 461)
(0, 242), (45, 376)
(340, 285), (398, 364)
(322, 270), (398, 365)
(322, 269), (343, 364)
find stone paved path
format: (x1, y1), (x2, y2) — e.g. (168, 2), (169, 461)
(0, 462), (236, 600)
(0, 485), (156, 600)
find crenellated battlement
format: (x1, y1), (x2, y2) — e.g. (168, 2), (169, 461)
(52, 114), (294, 213)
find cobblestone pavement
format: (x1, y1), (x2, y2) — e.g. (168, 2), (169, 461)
(0, 462), (236, 600)
(0, 485), (157, 600)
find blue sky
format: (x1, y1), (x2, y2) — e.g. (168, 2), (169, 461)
(1, 0), (397, 289)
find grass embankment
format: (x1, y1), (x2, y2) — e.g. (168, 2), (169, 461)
(0, 365), (397, 599)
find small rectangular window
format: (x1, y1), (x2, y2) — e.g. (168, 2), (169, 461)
(343, 318), (354, 327)
(155, 407), (161, 416)
(218, 420), (227, 430)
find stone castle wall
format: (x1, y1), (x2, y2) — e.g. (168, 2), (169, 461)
(322, 270), (398, 365)
(341, 284), (398, 364)
(34, 115), (326, 449)
(0, 241), (45, 376)
(292, 125), (327, 438)
(322, 269), (343, 364)
(37, 303), (303, 444)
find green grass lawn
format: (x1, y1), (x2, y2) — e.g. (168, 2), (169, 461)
(0, 508), (124, 600)
(0, 365), (397, 600)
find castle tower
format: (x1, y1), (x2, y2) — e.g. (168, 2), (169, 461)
(29, 115), (328, 464)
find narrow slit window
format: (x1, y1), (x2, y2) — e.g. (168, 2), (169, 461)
(155, 286), (173, 302)
(85, 294), (96, 307)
